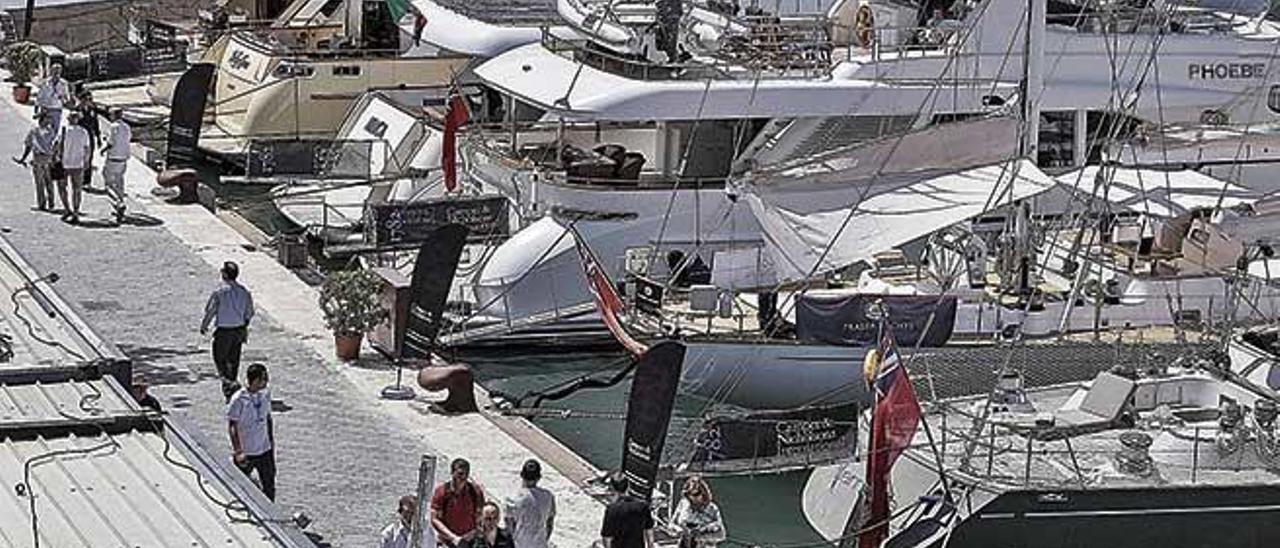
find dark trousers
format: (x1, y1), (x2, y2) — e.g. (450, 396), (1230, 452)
(236, 449), (276, 501)
(213, 327), (246, 399)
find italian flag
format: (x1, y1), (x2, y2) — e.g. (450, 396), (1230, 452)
(387, 0), (412, 21)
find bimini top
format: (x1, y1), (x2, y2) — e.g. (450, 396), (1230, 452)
(1056, 166), (1258, 218)
(410, 0), (560, 56)
(474, 43), (1018, 122)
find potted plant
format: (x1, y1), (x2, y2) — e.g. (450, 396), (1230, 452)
(318, 268), (388, 360)
(5, 41), (44, 104)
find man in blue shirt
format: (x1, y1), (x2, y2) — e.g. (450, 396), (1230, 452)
(201, 261), (255, 401)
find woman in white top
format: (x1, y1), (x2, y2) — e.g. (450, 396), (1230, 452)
(673, 475), (726, 548)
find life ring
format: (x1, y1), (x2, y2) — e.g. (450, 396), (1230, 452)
(855, 5), (875, 48)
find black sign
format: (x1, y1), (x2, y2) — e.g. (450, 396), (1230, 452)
(688, 403), (858, 474)
(622, 341), (685, 500)
(796, 294), (957, 348)
(165, 63), (215, 169)
(633, 276), (664, 315)
(403, 224), (469, 358)
(364, 196), (509, 247)
(245, 139), (372, 178)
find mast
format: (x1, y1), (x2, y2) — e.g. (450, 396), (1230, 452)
(1021, 0), (1046, 159)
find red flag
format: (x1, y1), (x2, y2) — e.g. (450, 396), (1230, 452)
(572, 232), (649, 357)
(859, 329), (922, 548)
(442, 92), (469, 192)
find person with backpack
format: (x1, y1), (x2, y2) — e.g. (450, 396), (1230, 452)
(432, 458), (486, 547)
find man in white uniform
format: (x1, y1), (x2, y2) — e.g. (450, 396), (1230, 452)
(34, 63), (71, 132)
(504, 460), (556, 548)
(58, 111), (91, 223)
(227, 363), (275, 500)
(101, 108), (131, 222)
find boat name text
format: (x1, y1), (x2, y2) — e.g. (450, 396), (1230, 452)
(1188, 63), (1266, 80)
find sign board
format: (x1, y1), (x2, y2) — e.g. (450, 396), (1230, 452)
(622, 342), (685, 500)
(165, 63), (215, 169)
(796, 294), (957, 348)
(364, 196), (509, 247)
(687, 403), (859, 474)
(245, 139), (372, 179)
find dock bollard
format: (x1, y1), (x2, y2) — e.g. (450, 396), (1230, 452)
(416, 361), (478, 413)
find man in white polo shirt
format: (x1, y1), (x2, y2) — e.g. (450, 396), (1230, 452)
(101, 108), (131, 222)
(227, 362), (276, 501)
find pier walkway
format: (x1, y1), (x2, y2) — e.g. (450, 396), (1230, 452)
(0, 95), (605, 546)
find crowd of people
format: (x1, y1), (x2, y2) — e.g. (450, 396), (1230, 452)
(375, 463), (726, 548)
(13, 62), (132, 224)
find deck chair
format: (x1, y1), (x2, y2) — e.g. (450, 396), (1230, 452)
(1036, 372), (1138, 440)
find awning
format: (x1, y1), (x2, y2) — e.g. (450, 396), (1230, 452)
(747, 159), (1057, 284)
(1055, 166), (1258, 218)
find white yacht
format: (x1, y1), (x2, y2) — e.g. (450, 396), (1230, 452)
(447, 0), (1280, 349)
(199, 0), (564, 157)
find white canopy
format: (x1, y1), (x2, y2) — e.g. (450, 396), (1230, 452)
(1055, 166), (1259, 218)
(474, 44), (1018, 121)
(747, 159), (1057, 284)
(408, 0), (548, 56)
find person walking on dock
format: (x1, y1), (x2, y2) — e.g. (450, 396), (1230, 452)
(201, 261), (255, 401)
(504, 459), (555, 548)
(600, 472), (654, 548)
(381, 494), (436, 548)
(461, 502), (515, 548)
(57, 111), (91, 223)
(227, 363), (275, 500)
(101, 108), (131, 221)
(34, 63), (71, 132)
(13, 111), (58, 211)
(432, 458), (486, 547)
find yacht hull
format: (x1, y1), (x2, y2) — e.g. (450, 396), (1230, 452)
(938, 485), (1280, 548)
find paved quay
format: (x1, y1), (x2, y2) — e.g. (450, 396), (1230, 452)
(0, 96), (605, 546)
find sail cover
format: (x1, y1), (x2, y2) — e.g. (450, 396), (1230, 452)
(746, 159), (1057, 284)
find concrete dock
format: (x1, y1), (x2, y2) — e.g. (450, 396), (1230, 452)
(0, 92), (606, 545)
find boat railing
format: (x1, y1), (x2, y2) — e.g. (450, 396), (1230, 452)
(929, 405), (1234, 489)
(540, 24), (837, 79)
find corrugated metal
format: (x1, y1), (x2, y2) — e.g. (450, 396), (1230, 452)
(0, 430), (278, 548)
(0, 380), (135, 426)
(0, 237), (106, 370)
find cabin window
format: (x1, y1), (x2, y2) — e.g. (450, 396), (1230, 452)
(1268, 364), (1280, 390)
(1189, 228), (1210, 245)
(1269, 85), (1280, 114)
(363, 117), (388, 138)
(272, 63), (315, 79)
(332, 65), (362, 77)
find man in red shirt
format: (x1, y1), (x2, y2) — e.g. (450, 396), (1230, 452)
(432, 458), (486, 547)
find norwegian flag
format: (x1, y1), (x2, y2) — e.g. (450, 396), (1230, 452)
(859, 329), (922, 548)
(572, 232), (649, 357)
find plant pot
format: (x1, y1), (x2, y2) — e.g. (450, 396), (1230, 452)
(334, 332), (363, 361)
(12, 84), (30, 104)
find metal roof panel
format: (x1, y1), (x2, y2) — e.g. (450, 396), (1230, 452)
(0, 431), (278, 548)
